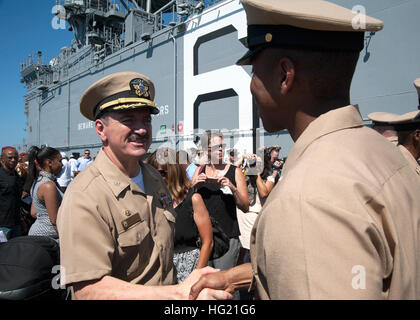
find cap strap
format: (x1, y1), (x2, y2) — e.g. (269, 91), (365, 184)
(247, 25), (365, 52)
(394, 123), (420, 132)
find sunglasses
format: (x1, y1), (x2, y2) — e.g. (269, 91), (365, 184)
(7, 156), (18, 160)
(209, 144), (226, 151)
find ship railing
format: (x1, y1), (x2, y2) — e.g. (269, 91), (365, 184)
(63, 0), (110, 13)
(152, 0), (227, 31)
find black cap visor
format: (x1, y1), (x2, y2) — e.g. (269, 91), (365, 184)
(237, 25), (365, 66)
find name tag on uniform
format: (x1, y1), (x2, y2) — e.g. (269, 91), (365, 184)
(121, 212), (142, 230)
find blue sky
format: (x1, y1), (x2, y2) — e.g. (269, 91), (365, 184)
(0, 1), (73, 150)
(0, 0), (215, 151)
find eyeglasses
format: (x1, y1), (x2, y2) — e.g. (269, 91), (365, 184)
(7, 156), (18, 160)
(158, 170), (167, 177)
(209, 144), (226, 151)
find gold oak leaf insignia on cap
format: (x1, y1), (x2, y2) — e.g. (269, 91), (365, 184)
(130, 78), (150, 99)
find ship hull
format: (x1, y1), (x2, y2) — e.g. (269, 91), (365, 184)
(23, 0), (420, 158)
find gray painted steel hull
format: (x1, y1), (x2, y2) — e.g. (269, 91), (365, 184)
(22, 0), (420, 158)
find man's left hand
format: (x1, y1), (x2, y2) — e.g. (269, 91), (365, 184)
(189, 269), (234, 300)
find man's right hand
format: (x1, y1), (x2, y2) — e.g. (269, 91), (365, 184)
(189, 263), (253, 300)
(178, 267), (232, 300)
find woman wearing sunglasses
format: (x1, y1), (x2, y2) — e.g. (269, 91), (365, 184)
(192, 130), (249, 276)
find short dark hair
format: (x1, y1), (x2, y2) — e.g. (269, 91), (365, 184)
(266, 47), (359, 100)
(398, 128), (420, 145)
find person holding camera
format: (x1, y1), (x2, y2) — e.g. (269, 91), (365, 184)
(226, 148), (243, 167)
(267, 145), (284, 181)
(192, 130), (249, 275)
(237, 151), (278, 262)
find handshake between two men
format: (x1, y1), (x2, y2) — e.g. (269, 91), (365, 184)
(188, 264), (253, 300)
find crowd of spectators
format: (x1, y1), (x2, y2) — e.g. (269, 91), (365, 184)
(0, 146), (95, 242)
(0, 131), (283, 299)
(0, 139), (283, 298)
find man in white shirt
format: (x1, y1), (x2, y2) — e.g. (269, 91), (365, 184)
(68, 153), (78, 179)
(76, 149), (93, 174)
(57, 152), (72, 192)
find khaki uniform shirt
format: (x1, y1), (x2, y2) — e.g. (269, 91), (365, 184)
(398, 145), (420, 176)
(250, 105), (420, 299)
(57, 149), (176, 287)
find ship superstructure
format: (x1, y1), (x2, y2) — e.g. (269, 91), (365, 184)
(20, 0), (420, 158)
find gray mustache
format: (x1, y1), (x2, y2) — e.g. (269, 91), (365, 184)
(128, 133), (149, 142)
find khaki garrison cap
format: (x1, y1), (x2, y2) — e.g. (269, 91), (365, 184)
(237, 0), (384, 65)
(80, 72), (159, 121)
(386, 111), (420, 132)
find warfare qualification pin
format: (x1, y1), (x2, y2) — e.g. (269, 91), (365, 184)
(130, 78), (150, 98)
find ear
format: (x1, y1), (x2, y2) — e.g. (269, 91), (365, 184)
(413, 129), (420, 142)
(277, 57), (295, 95)
(45, 158), (53, 168)
(95, 119), (108, 144)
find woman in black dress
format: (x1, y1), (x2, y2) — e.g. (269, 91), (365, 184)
(192, 130), (249, 271)
(146, 149), (213, 283)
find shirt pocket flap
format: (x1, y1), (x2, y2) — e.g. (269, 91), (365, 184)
(162, 210), (176, 223)
(117, 222), (150, 247)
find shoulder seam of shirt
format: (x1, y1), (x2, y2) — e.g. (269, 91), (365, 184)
(73, 163), (103, 193)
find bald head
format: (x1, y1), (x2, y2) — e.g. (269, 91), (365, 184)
(1, 147), (18, 173)
(1, 146), (16, 155)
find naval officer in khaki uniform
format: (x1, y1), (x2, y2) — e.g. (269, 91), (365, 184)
(57, 72), (231, 300)
(386, 111), (420, 176)
(367, 112), (399, 145)
(190, 0), (420, 299)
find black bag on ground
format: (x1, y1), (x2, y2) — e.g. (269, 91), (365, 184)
(0, 236), (62, 300)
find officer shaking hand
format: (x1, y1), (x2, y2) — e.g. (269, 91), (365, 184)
(57, 72), (231, 300)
